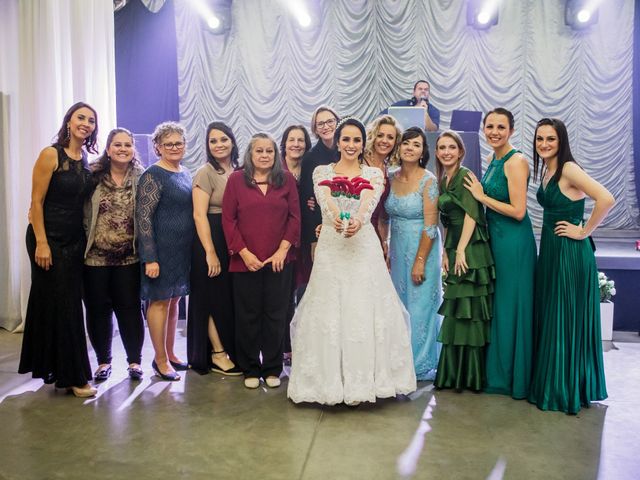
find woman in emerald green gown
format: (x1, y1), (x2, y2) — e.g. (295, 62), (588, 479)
(529, 118), (614, 414)
(434, 131), (495, 392)
(464, 108), (536, 399)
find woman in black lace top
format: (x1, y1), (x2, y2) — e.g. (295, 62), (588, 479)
(19, 102), (98, 398)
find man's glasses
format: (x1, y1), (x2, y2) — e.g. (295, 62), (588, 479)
(316, 118), (337, 129)
(161, 142), (185, 150)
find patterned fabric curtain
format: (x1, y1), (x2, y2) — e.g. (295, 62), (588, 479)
(173, 0), (638, 231)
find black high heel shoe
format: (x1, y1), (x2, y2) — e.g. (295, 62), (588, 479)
(169, 360), (189, 371)
(151, 360), (180, 381)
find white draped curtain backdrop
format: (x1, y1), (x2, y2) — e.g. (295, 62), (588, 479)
(0, 0), (116, 331)
(174, 0), (638, 232)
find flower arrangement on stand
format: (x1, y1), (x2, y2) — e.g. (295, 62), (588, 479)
(598, 271), (616, 341)
(598, 272), (616, 302)
(318, 176), (373, 236)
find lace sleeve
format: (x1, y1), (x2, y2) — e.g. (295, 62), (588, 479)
(422, 174), (439, 239)
(354, 167), (384, 225)
(136, 170), (162, 264)
(313, 166), (340, 224)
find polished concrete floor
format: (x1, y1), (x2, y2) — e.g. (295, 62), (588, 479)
(0, 328), (638, 480)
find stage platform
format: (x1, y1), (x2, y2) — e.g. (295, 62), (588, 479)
(591, 234), (639, 332)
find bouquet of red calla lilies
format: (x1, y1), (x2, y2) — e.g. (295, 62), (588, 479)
(318, 176), (374, 235)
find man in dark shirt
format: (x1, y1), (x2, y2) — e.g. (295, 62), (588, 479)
(382, 80), (440, 132)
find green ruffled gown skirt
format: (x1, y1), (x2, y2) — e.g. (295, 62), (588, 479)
(435, 232), (495, 391)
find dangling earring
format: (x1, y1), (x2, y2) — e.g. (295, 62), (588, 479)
(66, 124), (70, 140)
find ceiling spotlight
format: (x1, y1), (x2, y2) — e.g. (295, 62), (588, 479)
(297, 12), (311, 27)
(477, 11), (491, 25)
(188, 0), (230, 34)
(565, 0), (599, 30)
(576, 9), (591, 23)
(284, 0), (313, 28)
(467, 0), (499, 30)
(207, 16), (220, 29)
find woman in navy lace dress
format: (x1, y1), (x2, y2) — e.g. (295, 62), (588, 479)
(136, 122), (194, 381)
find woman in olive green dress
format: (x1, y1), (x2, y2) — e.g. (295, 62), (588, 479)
(529, 118), (614, 414)
(464, 108), (536, 399)
(434, 131), (495, 392)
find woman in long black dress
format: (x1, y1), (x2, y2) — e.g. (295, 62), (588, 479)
(188, 122), (242, 375)
(19, 102), (99, 398)
(136, 122), (194, 381)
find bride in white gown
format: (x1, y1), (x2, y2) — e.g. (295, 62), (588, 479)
(287, 117), (416, 405)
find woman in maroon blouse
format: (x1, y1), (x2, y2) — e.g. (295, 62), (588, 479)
(222, 133), (301, 389)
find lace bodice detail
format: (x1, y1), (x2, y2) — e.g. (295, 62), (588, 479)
(385, 169), (439, 239)
(43, 145), (92, 245)
(312, 165), (384, 226)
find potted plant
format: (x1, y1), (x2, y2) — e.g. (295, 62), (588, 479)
(599, 272), (616, 341)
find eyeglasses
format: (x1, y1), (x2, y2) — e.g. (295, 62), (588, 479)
(161, 142), (185, 150)
(316, 118), (337, 129)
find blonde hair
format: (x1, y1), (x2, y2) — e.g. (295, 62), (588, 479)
(364, 115), (402, 166)
(310, 106), (339, 139)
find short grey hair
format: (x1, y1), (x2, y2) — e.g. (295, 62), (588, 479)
(151, 121), (186, 146)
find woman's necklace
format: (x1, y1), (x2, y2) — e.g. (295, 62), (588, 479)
(252, 174), (269, 185)
(365, 157), (384, 169)
(110, 170), (126, 186)
(543, 169), (556, 186)
(395, 169), (423, 184)
(333, 161), (362, 178)
(286, 158), (301, 180)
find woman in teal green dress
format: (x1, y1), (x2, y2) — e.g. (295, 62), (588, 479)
(529, 118), (614, 414)
(434, 131), (495, 392)
(464, 108), (536, 399)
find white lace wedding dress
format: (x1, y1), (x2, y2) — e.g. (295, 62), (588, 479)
(287, 165), (417, 405)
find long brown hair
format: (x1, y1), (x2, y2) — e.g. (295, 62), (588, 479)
(435, 130), (466, 183)
(53, 102), (99, 154)
(532, 118), (577, 183)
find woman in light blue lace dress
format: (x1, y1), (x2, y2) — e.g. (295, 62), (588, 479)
(385, 127), (442, 381)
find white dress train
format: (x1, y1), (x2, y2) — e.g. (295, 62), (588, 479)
(287, 165), (417, 405)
